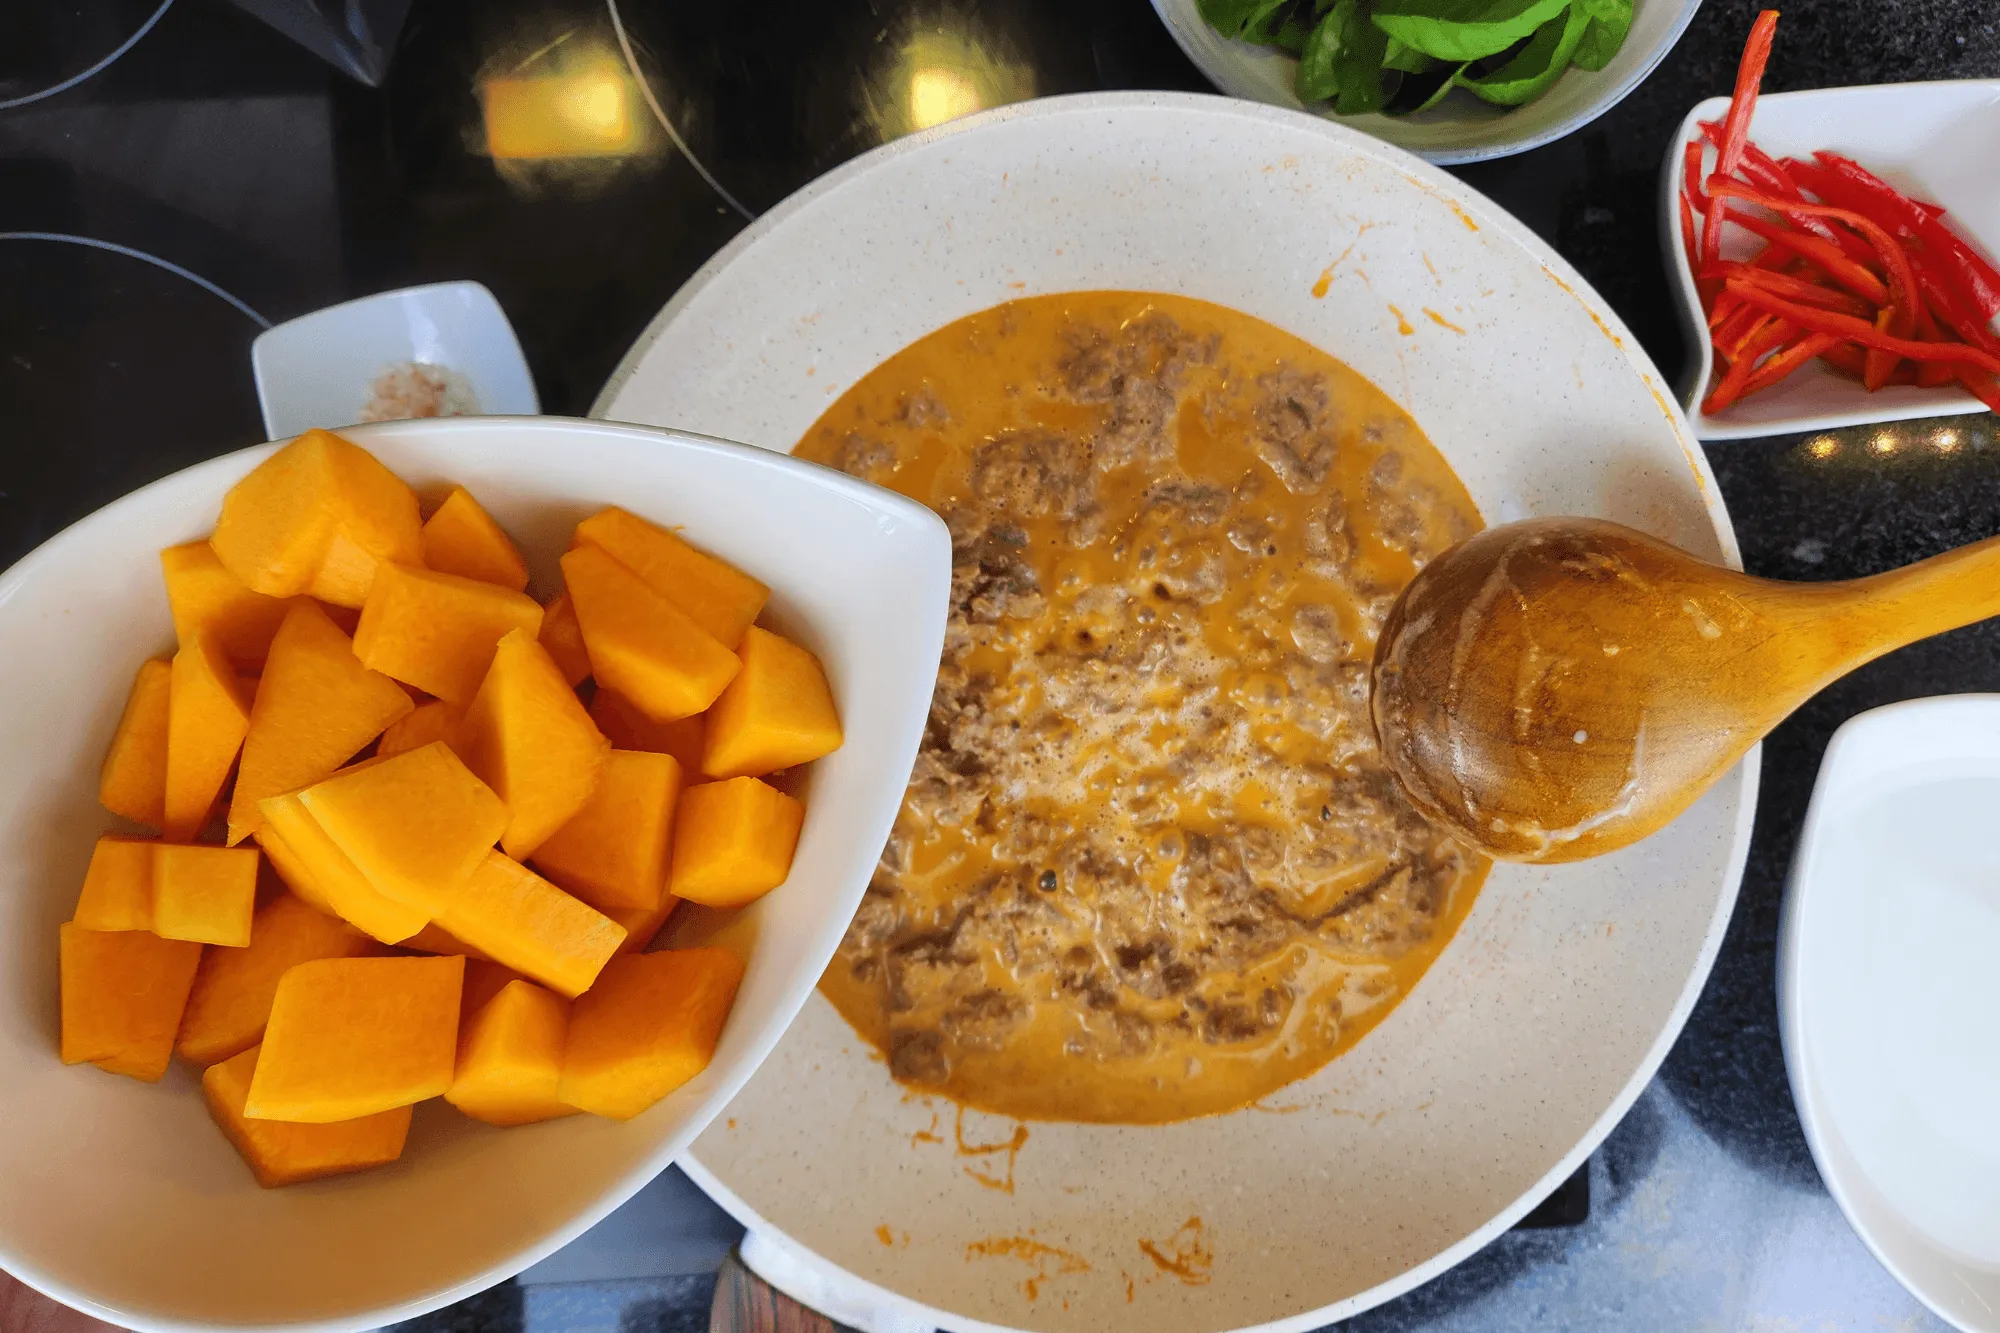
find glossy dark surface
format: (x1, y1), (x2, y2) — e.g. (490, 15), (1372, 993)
(4, 0), (1999, 1328)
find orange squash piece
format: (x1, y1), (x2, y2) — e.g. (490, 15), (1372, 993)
(699, 627), (843, 779)
(573, 507), (768, 648)
(246, 954), (463, 1122)
(459, 630), (609, 860)
(587, 689), (704, 771)
(403, 921), (496, 964)
(421, 486), (529, 591)
(210, 429), (422, 606)
(435, 852), (625, 999)
(378, 699), (464, 760)
(203, 1045), (411, 1187)
(446, 979), (576, 1126)
(353, 562), (544, 704)
(227, 600), (414, 845)
(297, 742), (507, 915)
(59, 923), (203, 1082)
(99, 658), (172, 827)
(558, 948), (744, 1120)
(159, 541), (290, 669)
(668, 778), (803, 908)
(73, 836), (156, 932)
(177, 893), (378, 1065)
(539, 591), (592, 688)
(534, 750), (681, 912)
(460, 957), (523, 1019)
(561, 543), (739, 722)
(163, 628), (252, 841)
(153, 844), (259, 947)
(256, 794), (429, 944)
(607, 897), (679, 956)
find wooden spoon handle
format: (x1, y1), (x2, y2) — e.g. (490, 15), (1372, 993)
(710, 1250), (847, 1333)
(1838, 529), (2000, 652)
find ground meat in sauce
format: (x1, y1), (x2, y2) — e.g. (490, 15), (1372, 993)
(802, 294), (1486, 1122)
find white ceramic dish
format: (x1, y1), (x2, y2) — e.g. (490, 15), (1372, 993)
(0, 416), (950, 1333)
(250, 281), (539, 440)
(1663, 81), (2000, 440)
(595, 90), (1756, 1333)
(1148, 0), (1701, 164)
(1780, 696), (2000, 1333)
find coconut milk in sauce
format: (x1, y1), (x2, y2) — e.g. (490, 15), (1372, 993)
(798, 292), (1489, 1123)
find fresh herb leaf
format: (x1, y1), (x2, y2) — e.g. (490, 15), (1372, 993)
(1332, 0), (1393, 112)
(1415, 63), (1467, 109)
(1371, 0), (1573, 62)
(1273, 9), (1316, 54)
(1198, 0), (1294, 40)
(1384, 61), (1454, 113)
(1383, 36), (1439, 72)
(1571, 0), (1632, 70)
(1456, 2), (1590, 104)
(1296, 7), (1345, 100)
(1243, 0), (1304, 43)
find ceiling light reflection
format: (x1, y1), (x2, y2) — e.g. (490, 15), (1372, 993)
(1933, 429), (1961, 453)
(867, 20), (1033, 143)
(483, 57), (639, 160)
(1869, 430), (1899, 455)
(1806, 435), (1839, 460)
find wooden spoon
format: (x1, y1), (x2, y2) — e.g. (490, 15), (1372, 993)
(1370, 516), (2000, 863)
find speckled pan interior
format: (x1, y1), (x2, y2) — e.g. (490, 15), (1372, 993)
(597, 91), (1757, 1333)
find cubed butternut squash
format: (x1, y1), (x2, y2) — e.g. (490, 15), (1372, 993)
(572, 507), (767, 647)
(402, 921), (495, 964)
(378, 700), (464, 759)
(72, 836), (155, 933)
(561, 543), (738, 722)
(538, 591), (591, 688)
(163, 628), (252, 841)
(256, 794), (429, 944)
(533, 750), (681, 912)
(421, 487), (529, 591)
(459, 630), (609, 860)
(446, 979), (576, 1126)
(668, 778), (803, 908)
(203, 1044), (411, 1187)
(558, 948), (744, 1120)
(435, 851), (625, 999)
(353, 562), (544, 704)
(159, 541), (290, 669)
(210, 428), (422, 606)
(59, 923), (203, 1082)
(297, 742), (507, 915)
(587, 689), (704, 771)
(153, 844), (259, 947)
(607, 897), (679, 956)
(177, 893), (378, 1065)
(699, 627), (842, 779)
(99, 658), (171, 828)
(246, 954), (463, 1122)
(227, 600), (414, 844)
(460, 957), (524, 1019)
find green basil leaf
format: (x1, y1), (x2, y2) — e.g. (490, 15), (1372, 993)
(1415, 62), (1468, 110)
(1371, 0), (1573, 62)
(1383, 36), (1439, 72)
(1273, 9), (1316, 53)
(1571, 0), (1632, 70)
(1577, 0), (1623, 20)
(1244, 0), (1303, 43)
(1198, 0), (1292, 40)
(1456, 2), (1589, 105)
(1295, 6), (1345, 101)
(1332, 0), (1392, 114)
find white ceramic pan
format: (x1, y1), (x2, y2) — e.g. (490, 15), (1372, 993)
(595, 91), (1755, 1333)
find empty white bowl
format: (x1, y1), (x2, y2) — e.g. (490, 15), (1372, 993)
(1148, 0), (1700, 163)
(0, 417), (948, 1333)
(1781, 696), (2000, 1331)
(1663, 81), (2000, 441)
(250, 282), (540, 440)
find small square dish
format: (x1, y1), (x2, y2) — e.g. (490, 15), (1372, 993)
(1780, 696), (2000, 1331)
(251, 282), (539, 440)
(1662, 81), (2000, 441)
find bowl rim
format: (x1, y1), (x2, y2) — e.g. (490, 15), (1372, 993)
(0, 415), (950, 1333)
(1140, 0), (1705, 166)
(593, 89), (1760, 1333)
(1661, 82), (2000, 441)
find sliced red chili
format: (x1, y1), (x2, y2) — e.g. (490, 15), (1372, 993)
(1742, 333), (1843, 398)
(1700, 262), (1877, 317)
(1813, 152), (2000, 318)
(1724, 280), (2000, 376)
(1684, 141), (1709, 209)
(1724, 210), (1890, 306)
(1701, 10), (1781, 269)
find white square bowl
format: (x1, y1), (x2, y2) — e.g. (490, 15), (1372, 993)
(1663, 81), (2000, 441)
(0, 417), (949, 1333)
(250, 282), (540, 439)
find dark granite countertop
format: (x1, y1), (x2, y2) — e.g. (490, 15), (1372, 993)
(4, 0), (1999, 1328)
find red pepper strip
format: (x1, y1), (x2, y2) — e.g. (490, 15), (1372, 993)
(1714, 306), (1777, 359)
(1708, 291), (1744, 330)
(1911, 254), (2000, 358)
(1913, 304), (1957, 388)
(1813, 151), (2000, 318)
(1684, 141), (1709, 208)
(1914, 198), (1947, 220)
(1958, 368), (2000, 412)
(1724, 279), (2000, 377)
(1700, 262), (1877, 317)
(1705, 318), (1796, 413)
(1711, 181), (1918, 329)
(1695, 124), (1880, 268)
(1725, 210), (1890, 305)
(1702, 10), (1781, 269)
(1819, 341), (1867, 378)
(1863, 308), (1901, 391)
(1742, 333), (1843, 398)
